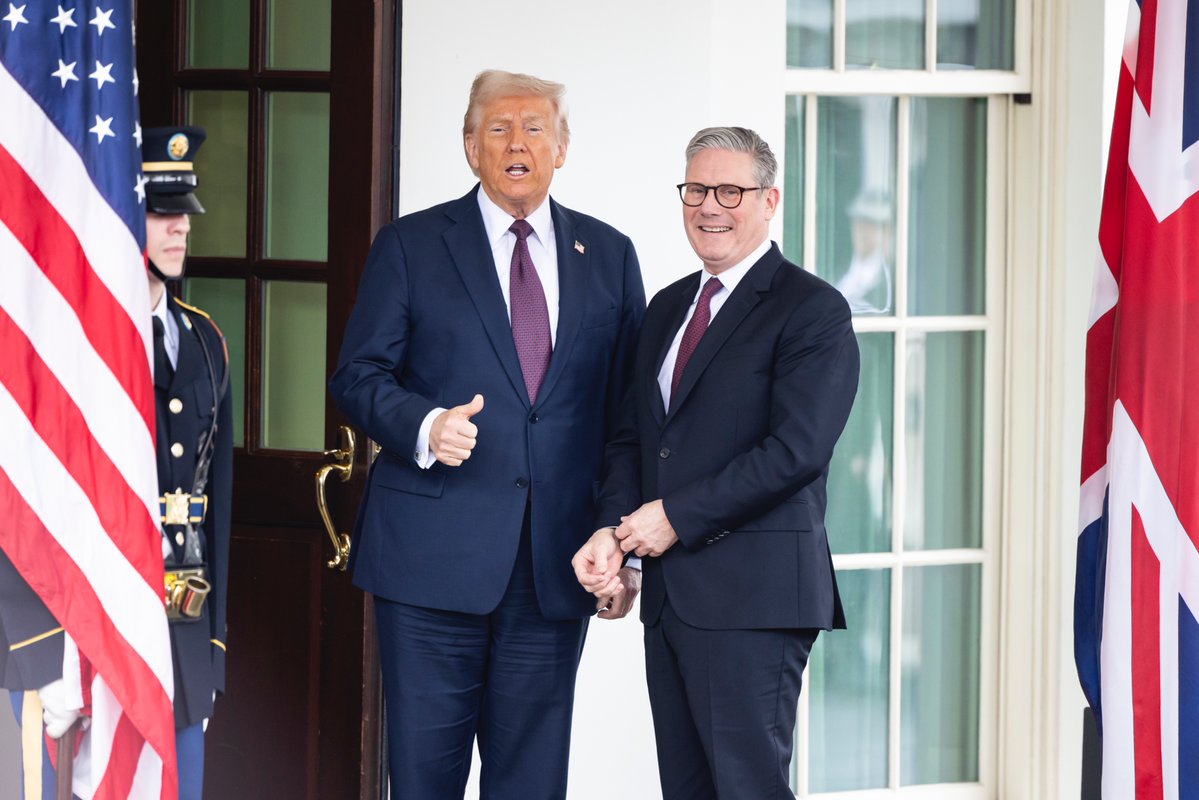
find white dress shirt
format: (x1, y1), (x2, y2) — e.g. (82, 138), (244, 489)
(151, 293), (180, 369)
(413, 187), (560, 467)
(656, 239), (771, 409)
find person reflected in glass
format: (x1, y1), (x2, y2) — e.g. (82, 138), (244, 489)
(835, 189), (894, 315)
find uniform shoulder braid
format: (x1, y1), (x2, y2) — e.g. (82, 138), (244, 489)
(174, 297), (231, 370)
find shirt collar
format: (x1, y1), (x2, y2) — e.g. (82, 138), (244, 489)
(699, 239), (771, 296)
(151, 293), (170, 325)
(477, 186), (555, 249)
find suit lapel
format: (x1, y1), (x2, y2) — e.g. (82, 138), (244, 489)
(665, 246), (783, 422)
(649, 277), (697, 426)
(442, 189), (531, 407)
(532, 200), (588, 409)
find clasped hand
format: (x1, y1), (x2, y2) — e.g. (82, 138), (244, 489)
(571, 528), (641, 619)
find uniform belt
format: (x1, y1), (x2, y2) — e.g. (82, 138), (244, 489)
(160, 490), (208, 526)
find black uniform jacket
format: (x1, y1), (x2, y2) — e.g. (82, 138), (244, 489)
(158, 295), (233, 728)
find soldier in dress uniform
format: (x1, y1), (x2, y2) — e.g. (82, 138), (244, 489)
(143, 124), (233, 800)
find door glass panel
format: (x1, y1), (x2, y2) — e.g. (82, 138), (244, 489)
(186, 91), (249, 258)
(267, 0), (331, 70)
(265, 93), (329, 261)
(183, 278), (246, 447)
(787, 0), (833, 68)
(846, 0), (925, 70)
(901, 563), (981, 785)
(827, 332), (892, 554)
(904, 331), (983, 550)
(908, 98), (987, 316)
(262, 281), (326, 451)
(187, 0), (249, 69)
(782, 95), (805, 266)
(938, 0), (1015, 70)
(817, 96), (896, 316)
(808, 568), (891, 792)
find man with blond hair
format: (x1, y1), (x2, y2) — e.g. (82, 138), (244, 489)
(330, 70), (645, 799)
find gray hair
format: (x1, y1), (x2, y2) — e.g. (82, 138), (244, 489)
(685, 127), (777, 188)
(463, 69), (571, 147)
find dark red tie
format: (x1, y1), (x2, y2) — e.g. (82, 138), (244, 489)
(671, 276), (723, 397)
(509, 219), (552, 404)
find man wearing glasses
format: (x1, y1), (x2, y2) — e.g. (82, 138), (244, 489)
(574, 127), (860, 799)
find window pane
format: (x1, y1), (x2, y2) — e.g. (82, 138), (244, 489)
(267, 0), (331, 70)
(937, 0), (1015, 70)
(186, 91), (249, 258)
(904, 331), (983, 550)
(787, 0), (833, 68)
(817, 96), (896, 316)
(901, 564), (981, 785)
(783, 96), (805, 266)
(827, 332), (892, 554)
(846, 0), (924, 70)
(262, 281), (326, 451)
(182, 278), (246, 447)
(187, 0), (249, 69)
(908, 98), (987, 316)
(265, 93), (329, 261)
(808, 568), (891, 792)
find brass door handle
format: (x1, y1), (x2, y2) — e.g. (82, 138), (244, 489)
(316, 425), (356, 571)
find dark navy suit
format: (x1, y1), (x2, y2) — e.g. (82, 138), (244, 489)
(597, 244), (859, 799)
(329, 186), (644, 798)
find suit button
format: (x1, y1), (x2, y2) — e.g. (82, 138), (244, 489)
(515, 477), (529, 489)
(529, 413), (539, 423)
(659, 447), (671, 459)
(169, 398), (183, 414)
(170, 442), (184, 458)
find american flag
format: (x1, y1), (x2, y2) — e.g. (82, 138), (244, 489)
(0, 1), (178, 798)
(1075, 0), (1199, 798)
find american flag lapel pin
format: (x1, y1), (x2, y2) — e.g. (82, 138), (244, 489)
(574, 240), (585, 254)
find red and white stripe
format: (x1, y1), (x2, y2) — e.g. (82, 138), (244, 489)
(0, 62), (178, 799)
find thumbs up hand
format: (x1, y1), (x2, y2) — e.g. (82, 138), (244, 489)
(430, 394), (485, 467)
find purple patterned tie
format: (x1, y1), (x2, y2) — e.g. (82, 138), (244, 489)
(509, 219), (552, 403)
(671, 276), (723, 397)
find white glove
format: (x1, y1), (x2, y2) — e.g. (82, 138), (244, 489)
(38, 679), (81, 739)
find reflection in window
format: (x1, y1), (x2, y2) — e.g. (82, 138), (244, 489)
(905, 331), (984, 551)
(938, 0), (1016, 70)
(826, 332), (893, 554)
(846, 0), (924, 70)
(787, 0), (833, 69)
(908, 97), (987, 316)
(808, 568), (891, 792)
(901, 564), (982, 785)
(816, 96), (896, 316)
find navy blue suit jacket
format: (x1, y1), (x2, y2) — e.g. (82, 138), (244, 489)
(330, 187), (645, 621)
(597, 244), (859, 630)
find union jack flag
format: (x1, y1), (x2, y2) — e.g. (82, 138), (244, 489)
(1075, 0), (1199, 798)
(0, 1), (177, 798)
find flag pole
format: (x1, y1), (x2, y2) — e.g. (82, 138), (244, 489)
(55, 720), (78, 800)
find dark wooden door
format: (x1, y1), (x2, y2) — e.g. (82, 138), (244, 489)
(135, 1), (395, 797)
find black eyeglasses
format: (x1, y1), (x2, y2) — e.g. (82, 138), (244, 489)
(677, 183), (765, 209)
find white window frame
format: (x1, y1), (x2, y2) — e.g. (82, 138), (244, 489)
(782, 90), (1011, 800)
(786, 0), (1032, 96)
